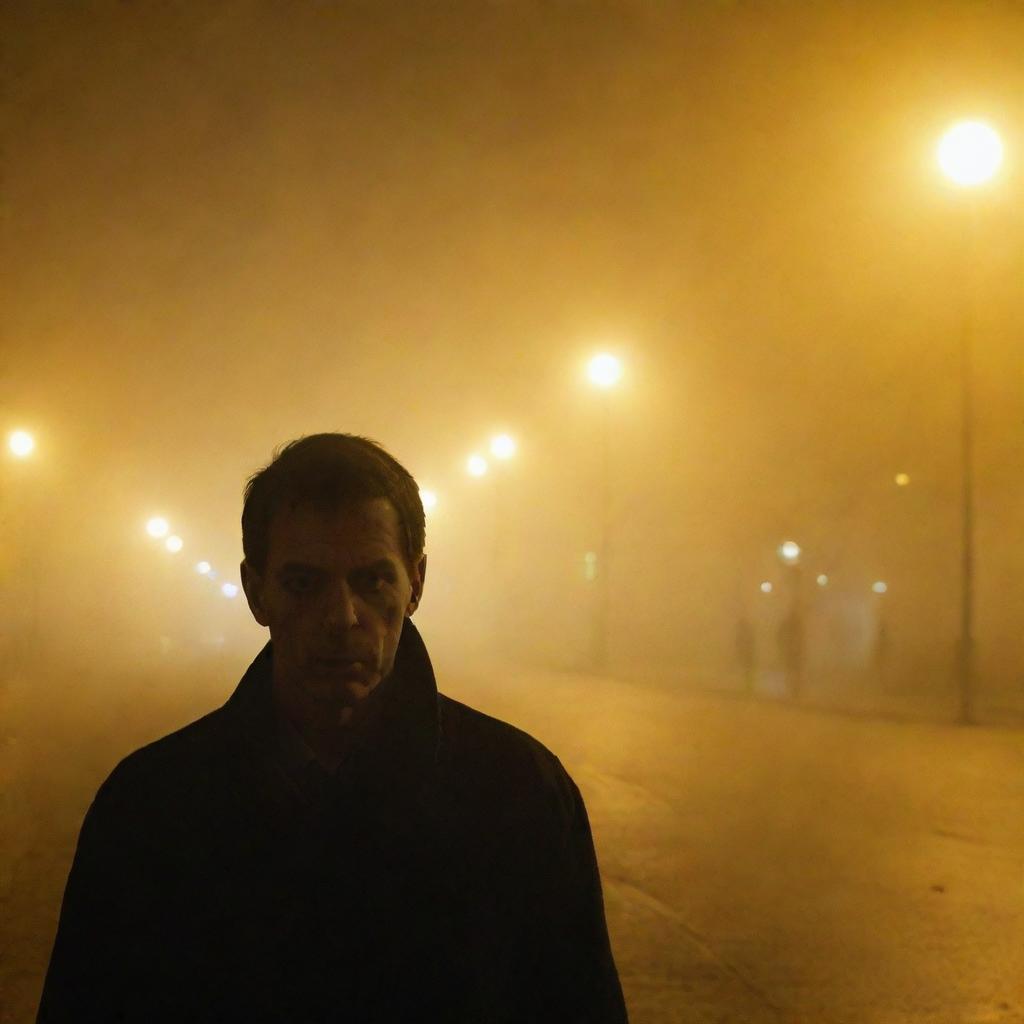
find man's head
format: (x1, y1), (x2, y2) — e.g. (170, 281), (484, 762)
(239, 434), (426, 726)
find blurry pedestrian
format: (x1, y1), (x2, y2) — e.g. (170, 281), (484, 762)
(777, 608), (805, 701)
(736, 615), (756, 692)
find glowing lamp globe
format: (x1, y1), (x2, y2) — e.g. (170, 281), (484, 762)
(938, 121), (1003, 187)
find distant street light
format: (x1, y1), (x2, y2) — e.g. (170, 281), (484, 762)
(894, 473), (910, 487)
(196, 561), (212, 575)
(937, 120), (1003, 187)
(419, 488), (438, 513)
(778, 540), (801, 564)
(221, 583), (239, 598)
(586, 353), (623, 390)
(146, 516), (170, 539)
(760, 581), (773, 594)
(872, 581), (888, 595)
(466, 454), (488, 477)
(490, 434), (516, 460)
(165, 535), (183, 553)
(8, 430), (35, 459)
(816, 574), (829, 587)
(937, 118), (1004, 725)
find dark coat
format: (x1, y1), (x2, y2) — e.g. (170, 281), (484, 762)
(37, 620), (628, 1023)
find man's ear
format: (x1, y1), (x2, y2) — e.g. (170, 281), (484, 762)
(240, 559), (270, 628)
(407, 553), (427, 616)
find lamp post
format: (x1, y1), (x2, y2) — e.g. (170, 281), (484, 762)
(937, 118), (1004, 725)
(586, 353), (623, 671)
(4, 430), (39, 668)
(776, 540), (804, 701)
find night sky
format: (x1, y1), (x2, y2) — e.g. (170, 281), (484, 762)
(2, 1), (1023, 691)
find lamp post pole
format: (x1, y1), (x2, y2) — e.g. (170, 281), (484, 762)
(956, 198), (979, 725)
(585, 353), (622, 673)
(596, 391), (611, 672)
(936, 119), (1003, 724)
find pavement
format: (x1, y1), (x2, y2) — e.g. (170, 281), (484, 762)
(444, 663), (1024, 1024)
(3, 659), (1023, 1023)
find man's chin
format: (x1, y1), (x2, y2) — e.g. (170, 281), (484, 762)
(302, 672), (379, 708)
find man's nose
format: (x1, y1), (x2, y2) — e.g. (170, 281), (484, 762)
(324, 582), (361, 632)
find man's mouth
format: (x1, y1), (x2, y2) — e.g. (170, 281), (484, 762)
(312, 657), (370, 676)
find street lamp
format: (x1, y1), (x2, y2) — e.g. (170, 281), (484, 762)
(7, 430), (35, 459)
(419, 488), (438, 513)
(470, 435), (519, 653)
(586, 352), (624, 671)
(489, 434), (516, 460)
(146, 516), (170, 539)
(937, 118), (1003, 725)
(937, 120), (1003, 187)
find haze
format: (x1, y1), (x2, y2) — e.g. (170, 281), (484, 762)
(2, 3), (1023, 1021)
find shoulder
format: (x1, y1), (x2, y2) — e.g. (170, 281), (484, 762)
(93, 706), (233, 815)
(437, 694), (580, 820)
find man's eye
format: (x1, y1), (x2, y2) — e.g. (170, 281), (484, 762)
(284, 577), (313, 594)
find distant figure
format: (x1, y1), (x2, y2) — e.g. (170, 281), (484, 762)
(777, 608), (805, 701)
(735, 615), (756, 692)
(38, 434), (627, 1023)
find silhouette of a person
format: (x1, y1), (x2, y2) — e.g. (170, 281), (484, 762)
(38, 434), (627, 1023)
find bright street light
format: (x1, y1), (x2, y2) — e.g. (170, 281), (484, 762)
(895, 473), (910, 487)
(146, 516), (170, 539)
(760, 581), (773, 594)
(816, 574), (829, 587)
(165, 535), (183, 553)
(419, 488), (438, 512)
(8, 430), (35, 459)
(196, 561), (212, 575)
(221, 583), (239, 598)
(937, 120), (1003, 187)
(490, 434), (516, 460)
(466, 454), (488, 477)
(872, 580), (888, 594)
(778, 540), (801, 564)
(586, 353), (623, 389)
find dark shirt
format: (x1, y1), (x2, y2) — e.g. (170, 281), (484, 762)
(37, 619), (628, 1023)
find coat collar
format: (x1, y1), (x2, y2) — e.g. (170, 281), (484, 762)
(222, 617), (442, 794)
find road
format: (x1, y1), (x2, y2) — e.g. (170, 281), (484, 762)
(444, 664), (1024, 1024)
(2, 659), (1023, 1023)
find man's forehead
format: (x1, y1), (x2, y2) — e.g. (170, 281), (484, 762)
(267, 497), (404, 562)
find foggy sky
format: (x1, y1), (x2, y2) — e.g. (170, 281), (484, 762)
(2, 1), (1023, 691)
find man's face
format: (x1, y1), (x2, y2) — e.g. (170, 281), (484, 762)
(240, 497), (425, 724)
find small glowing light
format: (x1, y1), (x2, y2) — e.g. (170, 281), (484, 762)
(937, 120), (1003, 187)
(760, 581), (773, 594)
(778, 540), (801, 564)
(895, 473), (910, 487)
(419, 488), (438, 512)
(196, 561), (212, 575)
(8, 430), (35, 458)
(221, 583), (239, 598)
(490, 434), (517, 460)
(165, 535), (183, 553)
(146, 517), (170, 538)
(583, 551), (598, 581)
(586, 353), (623, 389)
(817, 574), (829, 587)
(467, 454), (488, 477)
(872, 580), (888, 594)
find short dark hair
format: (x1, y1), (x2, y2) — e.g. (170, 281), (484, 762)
(241, 433), (425, 574)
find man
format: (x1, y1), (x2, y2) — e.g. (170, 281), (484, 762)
(38, 433), (628, 1023)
